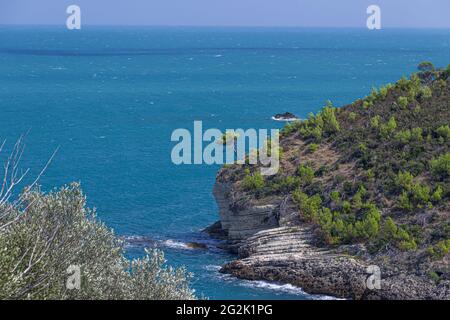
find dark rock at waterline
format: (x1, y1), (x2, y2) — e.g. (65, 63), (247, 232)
(202, 221), (228, 240)
(186, 242), (208, 250)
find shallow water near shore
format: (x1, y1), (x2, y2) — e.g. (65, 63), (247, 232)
(1, 26), (449, 299)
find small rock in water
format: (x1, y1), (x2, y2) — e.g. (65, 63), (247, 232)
(186, 242), (208, 250)
(272, 112), (298, 121)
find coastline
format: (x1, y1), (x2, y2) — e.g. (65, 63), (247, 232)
(205, 175), (449, 300)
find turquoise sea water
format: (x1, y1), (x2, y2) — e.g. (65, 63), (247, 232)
(0, 26), (449, 299)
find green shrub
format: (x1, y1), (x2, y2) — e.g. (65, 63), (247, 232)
(242, 171), (265, 191)
(396, 171), (414, 191)
(348, 112), (357, 121)
(395, 170), (433, 210)
(308, 143), (318, 153)
(297, 164), (315, 185)
(394, 129), (412, 145)
(352, 185), (367, 209)
(363, 100), (373, 109)
(394, 128), (422, 145)
(381, 217), (417, 251)
(271, 176), (301, 193)
(427, 239), (450, 260)
(379, 86), (388, 99)
(410, 74), (422, 89)
(330, 191), (341, 202)
(437, 79), (447, 89)
(397, 96), (408, 109)
(358, 142), (367, 154)
(369, 88), (379, 101)
(366, 169), (375, 181)
(397, 176), (432, 210)
(411, 183), (431, 206)
(294, 191), (383, 245)
(397, 76), (410, 90)
(429, 271), (441, 283)
(430, 153), (450, 180)
(342, 201), (351, 214)
(370, 115), (381, 129)
(411, 127), (423, 142)
(321, 104), (340, 134)
(325, 204), (382, 244)
(379, 116), (397, 138)
(311, 126), (323, 141)
(436, 125), (450, 141)
(398, 191), (413, 211)
(292, 190), (322, 221)
(413, 105), (421, 114)
(354, 204), (381, 240)
(419, 86), (432, 99)
(298, 111), (327, 142)
(282, 120), (302, 135)
(298, 115), (324, 142)
(431, 185), (443, 202)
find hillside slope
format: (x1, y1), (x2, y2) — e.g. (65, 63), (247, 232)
(208, 63), (450, 299)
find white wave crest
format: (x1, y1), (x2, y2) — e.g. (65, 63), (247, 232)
(162, 239), (192, 250)
(212, 269), (342, 299)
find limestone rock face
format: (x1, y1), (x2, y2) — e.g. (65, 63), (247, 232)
(219, 226), (447, 299)
(212, 181), (279, 251)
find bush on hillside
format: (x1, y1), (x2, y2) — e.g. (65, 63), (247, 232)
(242, 169), (265, 191)
(430, 153), (450, 180)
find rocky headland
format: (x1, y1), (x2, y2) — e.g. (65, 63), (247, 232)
(205, 65), (450, 300)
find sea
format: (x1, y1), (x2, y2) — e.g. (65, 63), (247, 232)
(0, 26), (449, 299)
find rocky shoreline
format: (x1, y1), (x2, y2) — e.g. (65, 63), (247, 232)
(205, 179), (449, 300)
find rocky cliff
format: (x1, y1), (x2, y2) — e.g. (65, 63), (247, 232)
(206, 65), (450, 300)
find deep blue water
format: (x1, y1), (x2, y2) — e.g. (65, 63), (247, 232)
(0, 26), (449, 299)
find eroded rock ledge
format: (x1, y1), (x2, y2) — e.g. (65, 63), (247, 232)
(206, 180), (449, 300)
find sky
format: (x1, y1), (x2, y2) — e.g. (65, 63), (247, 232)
(1, 0), (450, 28)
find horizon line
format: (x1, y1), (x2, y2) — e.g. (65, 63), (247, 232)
(1, 23), (450, 30)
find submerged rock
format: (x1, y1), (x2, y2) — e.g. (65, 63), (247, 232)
(202, 221), (228, 240)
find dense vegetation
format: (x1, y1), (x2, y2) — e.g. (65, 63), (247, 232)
(0, 167), (195, 299)
(229, 63), (450, 282)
